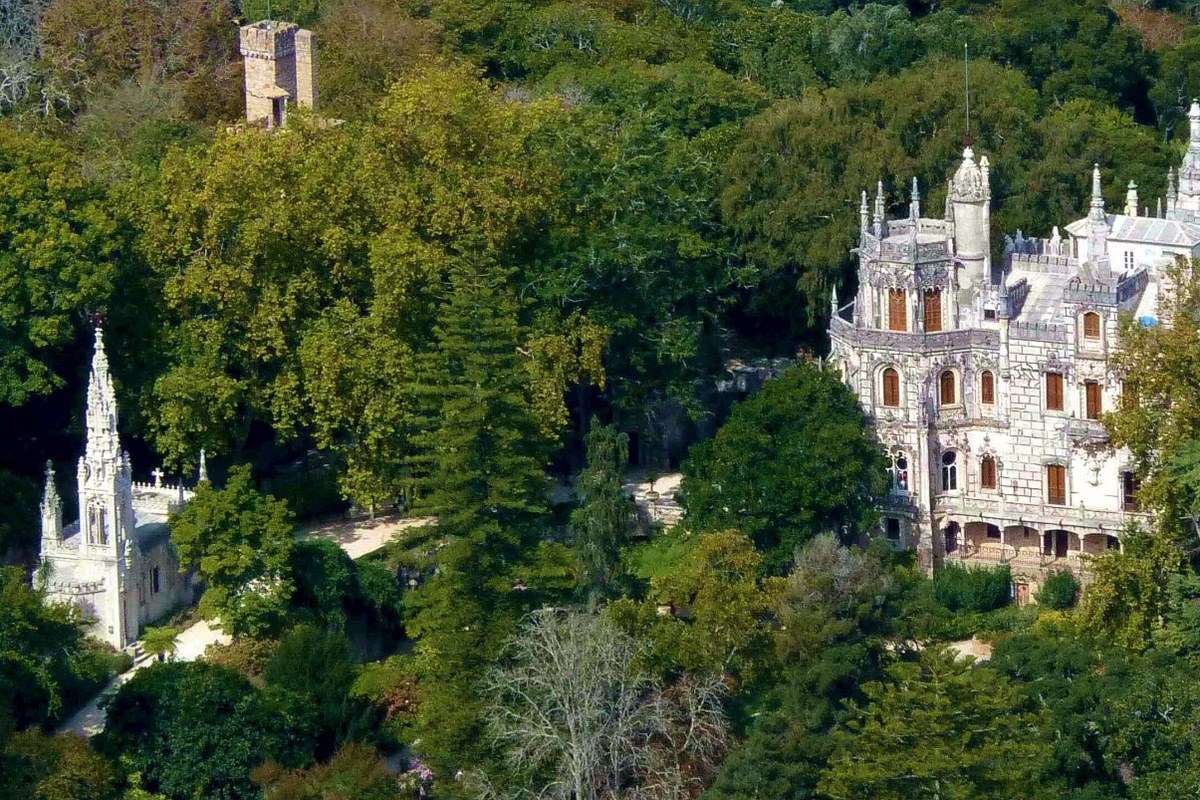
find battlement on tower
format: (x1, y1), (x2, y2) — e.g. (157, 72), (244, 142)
(239, 19), (298, 57)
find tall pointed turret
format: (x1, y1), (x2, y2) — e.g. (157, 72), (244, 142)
(41, 461), (62, 545)
(909, 177), (920, 219)
(873, 181), (885, 236)
(1089, 164), (1105, 219)
(950, 146), (991, 290)
(1088, 164), (1111, 274)
(1124, 181), (1139, 217)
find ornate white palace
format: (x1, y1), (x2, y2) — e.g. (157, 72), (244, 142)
(828, 105), (1200, 596)
(35, 328), (202, 650)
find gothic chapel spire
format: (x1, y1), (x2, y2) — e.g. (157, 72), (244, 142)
(85, 325), (121, 466)
(77, 324), (134, 553)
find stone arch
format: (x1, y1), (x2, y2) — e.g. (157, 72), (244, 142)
(1042, 529), (1079, 558)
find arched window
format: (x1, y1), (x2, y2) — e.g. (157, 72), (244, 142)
(980, 455), (997, 489)
(980, 370), (995, 405)
(941, 451), (958, 491)
(892, 454), (909, 491)
(888, 289), (907, 332)
(87, 501), (108, 545)
(923, 288), (943, 332)
(939, 370), (956, 405)
(1083, 311), (1101, 340)
(882, 367), (900, 407)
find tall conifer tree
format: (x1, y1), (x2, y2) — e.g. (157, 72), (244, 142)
(570, 422), (636, 607)
(404, 250), (549, 777)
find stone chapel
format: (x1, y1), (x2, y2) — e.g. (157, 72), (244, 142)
(829, 104), (1200, 598)
(35, 328), (200, 650)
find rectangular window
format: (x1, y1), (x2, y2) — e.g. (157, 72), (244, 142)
(1046, 372), (1064, 411)
(980, 372), (995, 405)
(1123, 471), (1140, 511)
(888, 289), (907, 332)
(923, 289), (942, 333)
(1047, 464), (1067, 506)
(984, 308), (997, 321)
(1125, 251), (1135, 270)
(885, 518), (901, 541)
(1085, 381), (1102, 420)
(1083, 312), (1101, 339)
(152, 566), (160, 594)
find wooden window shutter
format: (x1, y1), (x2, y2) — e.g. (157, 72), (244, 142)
(883, 368), (900, 407)
(1083, 312), (1101, 339)
(888, 290), (907, 331)
(1085, 382), (1102, 420)
(939, 371), (956, 405)
(1046, 373), (1064, 411)
(1047, 464), (1066, 505)
(980, 371), (995, 404)
(981, 456), (996, 489)
(923, 289), (942, 332)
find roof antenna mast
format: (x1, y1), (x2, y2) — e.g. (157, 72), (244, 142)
(964, 43), (972, 147)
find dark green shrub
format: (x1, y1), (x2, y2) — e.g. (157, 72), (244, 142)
(1036, 570), (1080, 610)
(933, 564), (1012, 614)
(97, 662), (317, 800)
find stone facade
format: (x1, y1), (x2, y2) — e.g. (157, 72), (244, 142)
(826, 107), (1200, 595)
(239, 19), (318, 128)
(35, 328), (201, 650)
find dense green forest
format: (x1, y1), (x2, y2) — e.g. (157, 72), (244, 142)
(8, 0), (1200, 797)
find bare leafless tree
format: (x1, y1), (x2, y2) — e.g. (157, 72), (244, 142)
(480, 608), (728, 800)
(0, 0), (47, 109)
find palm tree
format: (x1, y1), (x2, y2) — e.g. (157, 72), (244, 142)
(141, 625), (181, 662)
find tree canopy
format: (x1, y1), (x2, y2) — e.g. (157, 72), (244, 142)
(681, 363), (888, 570)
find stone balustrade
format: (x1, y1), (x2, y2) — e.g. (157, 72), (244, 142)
(830, 315), (1001, 352)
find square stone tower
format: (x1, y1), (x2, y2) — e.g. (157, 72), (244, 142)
(239, 20), (318, 128)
